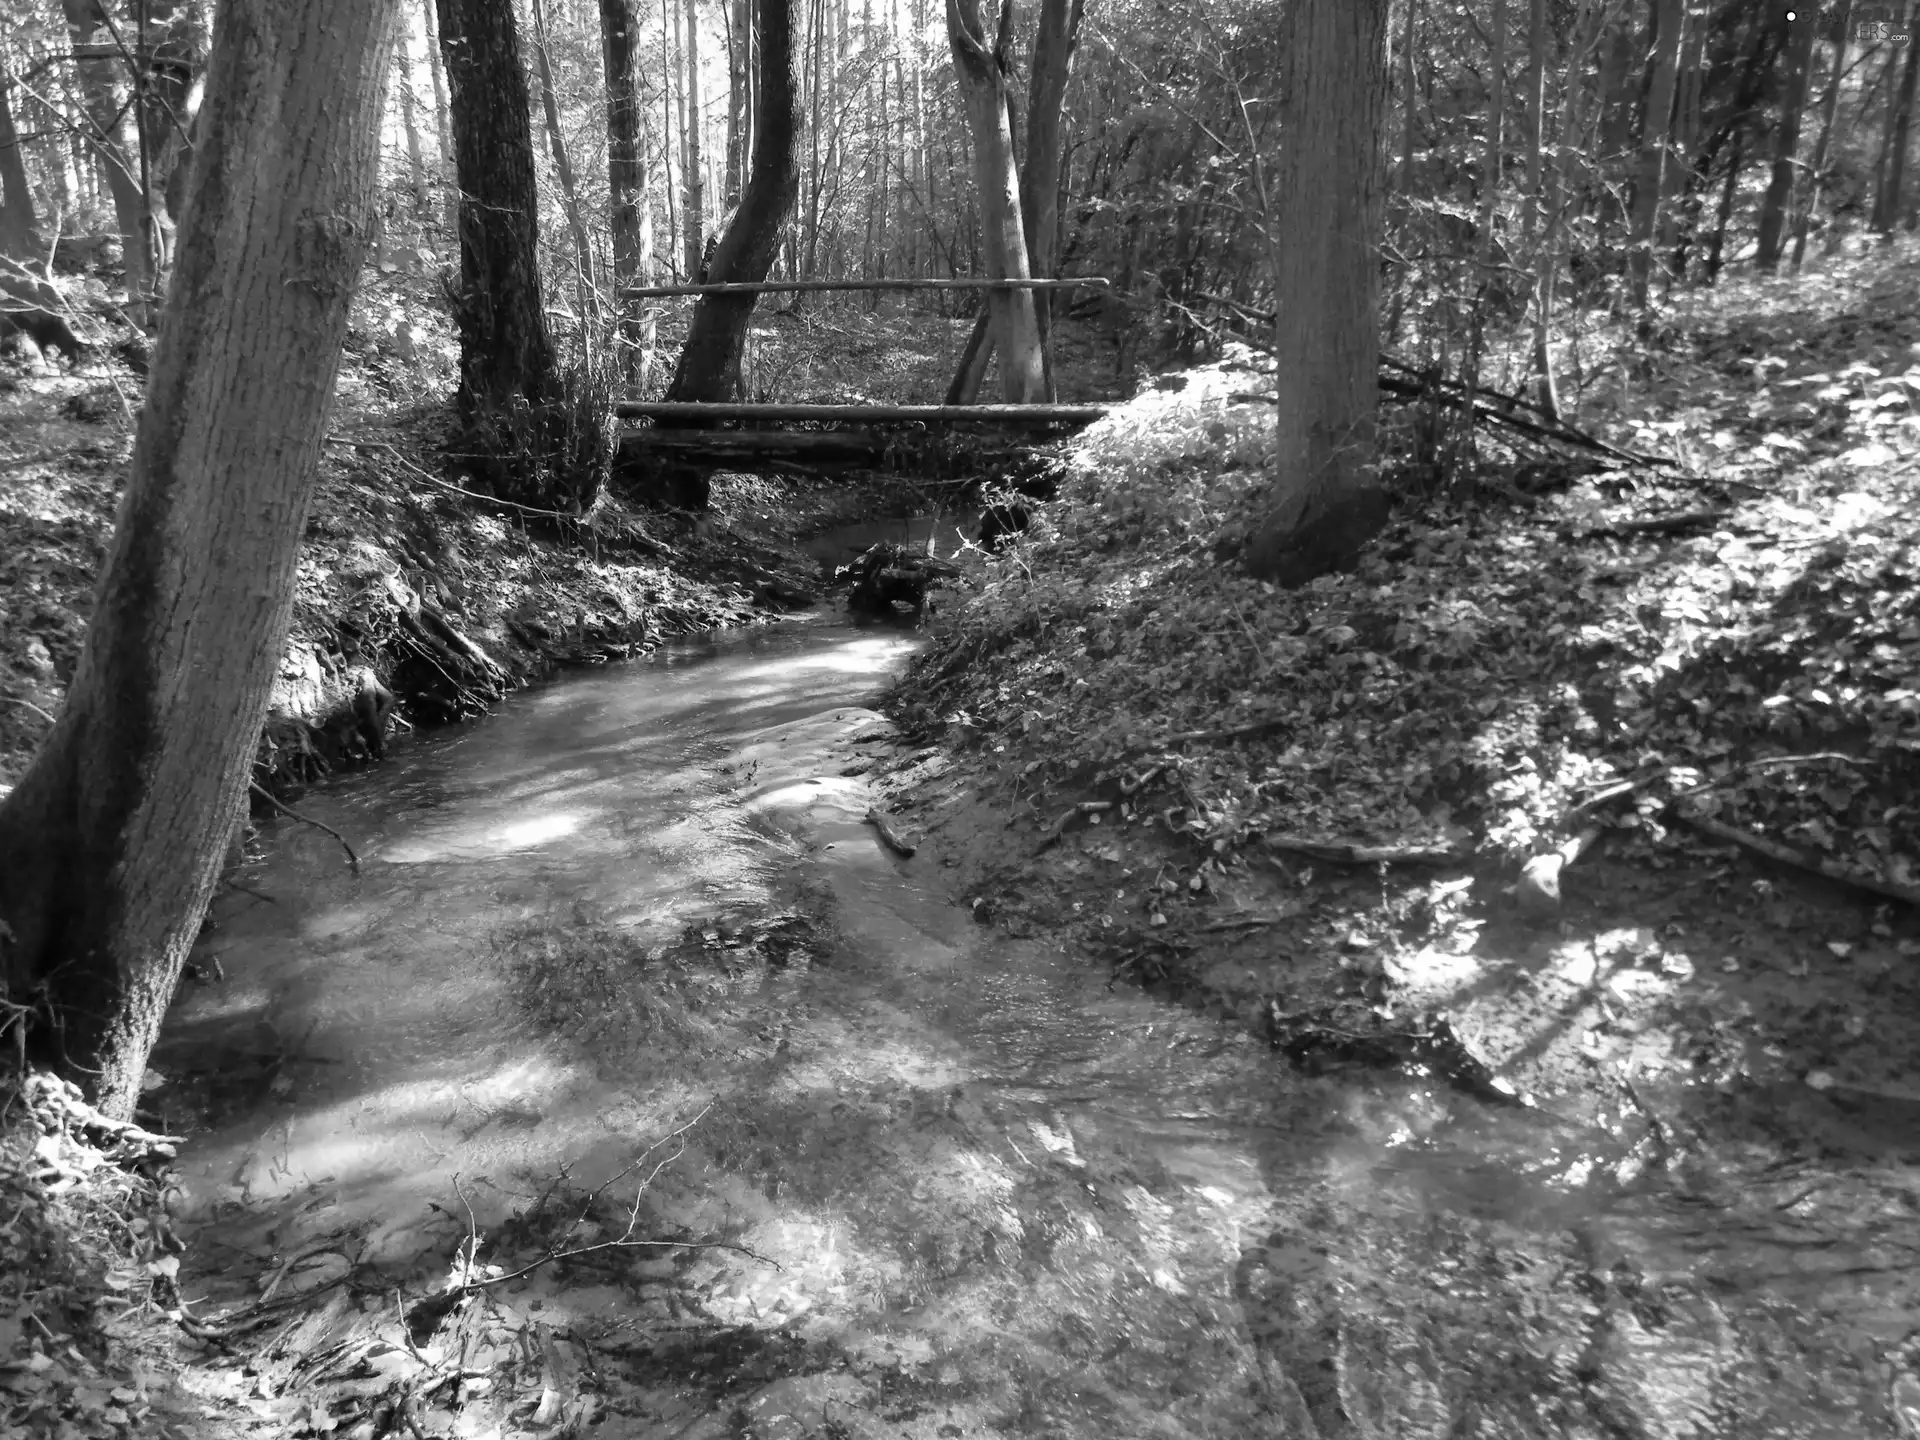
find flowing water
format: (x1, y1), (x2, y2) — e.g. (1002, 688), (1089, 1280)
(162, 616), (1918, 1438)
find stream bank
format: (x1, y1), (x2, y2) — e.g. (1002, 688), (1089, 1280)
(20, 617), (1899, 1440)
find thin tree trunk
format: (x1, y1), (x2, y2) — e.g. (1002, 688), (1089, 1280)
(1245, 0), (1390, 585)
(530, 0), (599, 312)
(0, 0), (395, 1120)
(603, 0), (655, 384)
(395, 26), (431, 212)
(59, 0), (158, 307)
(0, 62), (36, 258)
(1629, 0), (1685, 305)
(945, 0), (1044, 402)
(1704, 137), (1743, 280)
(1520, 0), (1546, 244)
(421, 0), (454, 161)
(1875, 7), (1920, 233)
(663, 0), (798, 401)
(1756, 0), (1816, 267)
(725, 0), (751, 206)
(1792, 0), (1852, 268)
(662, 0), (681, 280)
(1532, 0), (1604, 420)
(684, 0), (706, 274)
(1477, 0), (1505, 273)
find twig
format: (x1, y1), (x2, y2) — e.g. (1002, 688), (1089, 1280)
(1037, 799), (1115, 850)
(325, 437), (587, 522)
(1675, 808), (1920, 907)
(249, 781), (360, 875)
(0, 696), (57, 725)
(1565, 752), (1865, 823)
(864, 806), (917, 857)
(1262, 834), (1467, 867)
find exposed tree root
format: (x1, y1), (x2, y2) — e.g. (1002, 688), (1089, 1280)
(248, 781), (360, 875)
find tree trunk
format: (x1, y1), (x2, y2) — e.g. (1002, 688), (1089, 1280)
(602, 0), (655, 384)
(1243, 0), (1390, 587)
(530, 0), (599, 313)
(1755, 2), (1816, 267)
(725, 0), (751, 207)
(0, 62), (36, 258)
(1520, 0), (1546, 244)
(395, 26), (432, 212)
(436, 0), (584, 507)
(0, 0), (395, 1121)
(683, 0), (706, 276)
(1628, 0), (1685, 306)
(1704, 136), (1743, 280)
(1791, 0), (1852, 268)
(1875, 7), (1920, 234)
(944, 0), (1044, 402)
(59, 0), (158, 306)
(663, 0), (799, 401)
(1477, 0), (1504, 272)
(947, 0), (1084, 402)
(1532, 0), (1605, 421)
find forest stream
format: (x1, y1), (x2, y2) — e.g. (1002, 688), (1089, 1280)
(152, 613), (1914, 1439)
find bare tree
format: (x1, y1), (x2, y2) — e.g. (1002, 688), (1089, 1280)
(602, 0), (657, 382)
(0, 0), (397, 1120)
(1756, 1), (1816, 267)
(0, 62), (35, 257)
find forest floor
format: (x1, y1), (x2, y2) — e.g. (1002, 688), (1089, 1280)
(5, 242), (1920, 1436)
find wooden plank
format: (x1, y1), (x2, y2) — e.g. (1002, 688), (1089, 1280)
(617, 401), (1107, 423)
(619, 277), (1111, 299)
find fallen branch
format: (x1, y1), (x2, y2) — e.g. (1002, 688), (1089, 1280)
(1565, 751), (1866, 824)
(1037, 799), (1115, 850)
(250, 781), (360, 876)
(1674, 808), (1920, 907)
(1571, 508), (1734, 540)
(864, 806), (918, 857)
(1261, 834), (1467, 867)
(0, 695), (57, 725)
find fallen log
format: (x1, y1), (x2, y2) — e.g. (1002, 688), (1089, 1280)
(1261, 835), (1468, 867)
(865, 806), (918, 857)
(1674, 809), (1920, 907)
(618, 401), (1108, 424)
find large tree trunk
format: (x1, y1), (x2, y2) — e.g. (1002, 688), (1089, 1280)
(1755, 0), (1816, 267)
(602, 0), (656, 385)
(663, 0), (799, 401)
(1242, 0), (1390, 587)
(436, 0), (590, 510)
(0, 0), (395, 1121)
(0, 63), (36, 258)
(1628, 0), (1685, 306)
(944, 0), (1044, 403)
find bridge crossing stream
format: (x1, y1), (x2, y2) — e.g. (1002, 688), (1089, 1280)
(159, 617), (1914, 1438)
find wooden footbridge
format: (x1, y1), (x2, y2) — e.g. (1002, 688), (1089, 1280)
(615, 276), (1114, 471)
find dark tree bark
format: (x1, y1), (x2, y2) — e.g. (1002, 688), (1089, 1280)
(0, 63), (36, 258)
(663, 0), (799, 402)
(0, 0), (396, 1120)
(683, 0), (707, 276)
(1242, 0), (1390, 586)
(1756, 1), (1817, 267)
(436, 0), (598, 510)
(1628, 0), (1685, 306)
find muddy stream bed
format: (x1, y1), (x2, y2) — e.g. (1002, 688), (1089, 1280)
(154, 616), (1917, 1438)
